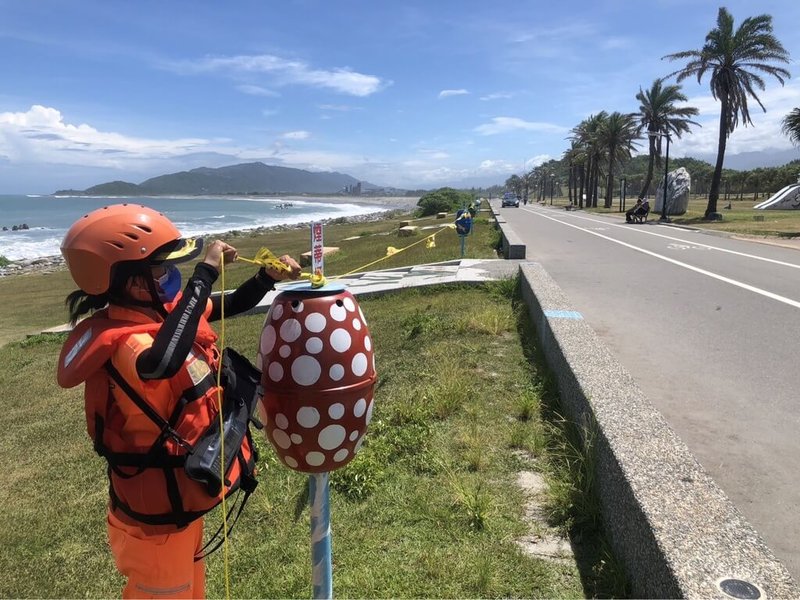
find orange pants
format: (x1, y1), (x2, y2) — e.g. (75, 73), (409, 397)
(107, 511), (205, 599)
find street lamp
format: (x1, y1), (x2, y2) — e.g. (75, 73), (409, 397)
(619, 176), (627, 212)
(648, 130), (672, 222)
(549, 172), (555, 205)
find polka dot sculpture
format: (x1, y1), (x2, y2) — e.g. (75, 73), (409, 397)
(257, 282), (377, 473)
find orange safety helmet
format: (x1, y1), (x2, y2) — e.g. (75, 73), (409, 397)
(61, 204), (202, 295)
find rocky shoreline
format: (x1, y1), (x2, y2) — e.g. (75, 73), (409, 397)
(0, 207), (412, 279)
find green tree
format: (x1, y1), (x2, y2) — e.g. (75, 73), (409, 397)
(781, 107), (800, 147)
(663, 7), (791, 219)
(597, 112), (640, 208)
(635, 79), (700, 200)
(416, 187), (473, 216)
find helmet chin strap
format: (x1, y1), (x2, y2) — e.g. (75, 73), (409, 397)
(143, 272), (169, 318)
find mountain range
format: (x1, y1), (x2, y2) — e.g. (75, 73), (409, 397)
(54, 162), (380, 196)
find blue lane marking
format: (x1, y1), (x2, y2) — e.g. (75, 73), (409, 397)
(544, 310), (583, 319)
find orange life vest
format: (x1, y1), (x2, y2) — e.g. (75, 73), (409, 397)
(57, 299), (257, 531)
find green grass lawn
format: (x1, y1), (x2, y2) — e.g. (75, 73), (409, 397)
(0, 209), (625, 598)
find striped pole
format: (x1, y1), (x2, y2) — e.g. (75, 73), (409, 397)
(309, 472), (333, 599)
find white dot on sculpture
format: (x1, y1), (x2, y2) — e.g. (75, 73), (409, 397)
(306, 337), (323, 354)
(290, 433), (303, 445)
(354, 398), (366, 418)
(329, 364), (344, 381)
(306, 452), (325, 467)
(292, 300), (304, 313)
(271, 304), (284, 320)
(352, 353), (367, 376)
(285, 456), (298, 468)
(349, 430), (359, 441)
(333, 449), (349, 462)
(305, 312), (326, 333)
(297, 406), (320, 428)
(268, 361), (284, 382)
(352, 318), (362, 331)
(272, 429), (291, 450)
(318, 424), (346, 450)
(280, 318), (302, 343)
(330, 303), (347, 322)
(292, 355), (321, 386)
(354, 437), (365, 454)
(261, 325), (276, 355)
(366, 400), (374, 425)
(329, 403), (345, 419)
(343, 297), (356, 312)
(275, 413), (289, 429)
(358, 307), (368, 326)
(364, 335), (372, 352)
(330, 328), (352, 353)
(279, 344), (291, 358)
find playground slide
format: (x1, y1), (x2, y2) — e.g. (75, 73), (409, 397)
(754, 183), (800, 209)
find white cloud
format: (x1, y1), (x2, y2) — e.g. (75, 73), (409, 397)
(474, 116), (568, 136)
(674, 78), (800, 156)
(236, 84), (280, 97)
(281, 130), (310, 140)
(438, 89), (469, 99)
(0, 105), (215, 168)
(480, 92), (514, 101)
(173, 54), (387, 96)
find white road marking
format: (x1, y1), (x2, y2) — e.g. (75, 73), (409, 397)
(524, 207), (800, 310)
(524, 207), (800, 270)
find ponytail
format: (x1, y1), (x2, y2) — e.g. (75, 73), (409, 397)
(63, 260), (149, 324)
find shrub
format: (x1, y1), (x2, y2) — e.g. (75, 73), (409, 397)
(416, 187), (474, 217)
(0, 255), (10, 267)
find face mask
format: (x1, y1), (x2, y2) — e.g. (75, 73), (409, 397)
(155, 265), (182, 303)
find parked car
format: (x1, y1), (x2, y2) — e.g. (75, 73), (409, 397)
(501, 194), (520, 208)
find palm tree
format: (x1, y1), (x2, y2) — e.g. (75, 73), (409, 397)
(782, 108), (800, 146)
(570, 112), (608, 208)
(663, 7), (790, 219)
(636, 80), (700, 201)
(597, 112), (640, 208)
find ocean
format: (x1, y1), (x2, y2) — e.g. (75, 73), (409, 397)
(0, 195), (392, 261)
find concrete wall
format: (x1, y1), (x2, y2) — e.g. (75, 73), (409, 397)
(491, 202), (527, 259)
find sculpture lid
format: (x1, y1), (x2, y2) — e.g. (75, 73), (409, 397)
(280, 280), (346, 296)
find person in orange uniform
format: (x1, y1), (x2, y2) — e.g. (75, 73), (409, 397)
(56, 204), (300, 598)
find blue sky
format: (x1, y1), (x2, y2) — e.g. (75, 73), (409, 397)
(1, 0), (799, 194)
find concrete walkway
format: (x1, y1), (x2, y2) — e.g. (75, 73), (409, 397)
(42, 259), (521, 333)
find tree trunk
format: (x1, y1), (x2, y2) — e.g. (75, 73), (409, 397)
(641, 135), (657, 200)
(578, 165), (585, 209)
(706, 97), (729, 218)
(604, 148), (615, 208)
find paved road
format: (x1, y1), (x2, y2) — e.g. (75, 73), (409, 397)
(502, 202), (800, 580)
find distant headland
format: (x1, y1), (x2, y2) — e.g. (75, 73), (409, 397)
(54, 161), (407, 197)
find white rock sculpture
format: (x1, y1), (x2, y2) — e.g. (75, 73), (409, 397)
(654, 167), (691, 215)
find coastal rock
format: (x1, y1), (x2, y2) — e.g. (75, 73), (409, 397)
(0, 256), (65, 277)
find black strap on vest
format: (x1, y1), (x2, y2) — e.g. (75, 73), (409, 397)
(105, 361), (194, 454)
(98, 358), (257, 549)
